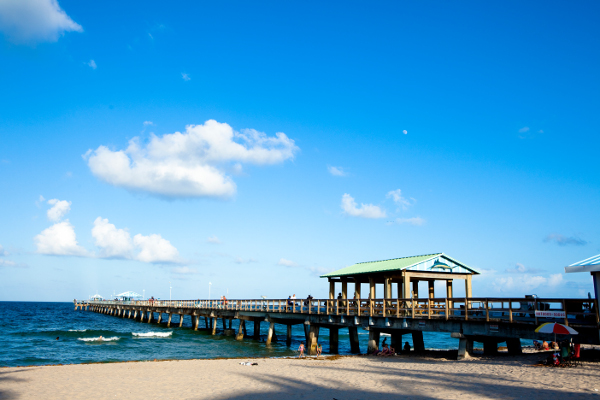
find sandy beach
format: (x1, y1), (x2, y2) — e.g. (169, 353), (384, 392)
(1, 352), (599, 400)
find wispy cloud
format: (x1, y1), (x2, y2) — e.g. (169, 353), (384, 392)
(277, 258), (297, 267)
(46, 198), (71, 221)
(235, 257), (257, 264)
(0, 0), (83, 44)
(207, 235), (221, 244)
(386, 189), (413, 210)
(492, 273), (563, 294)
(143, 121), (153, 126)
(341, 193), (386, 219)
(87, 60), (97, 69)
(504, 263), (545, 274)
(518, 127), (530, 133)
(327, 166), (346, 177)
(394, 217), (425, 226)
(171, 266), (198, 274)
(544, 233), (587, 246)
(181, 73), (191, 81)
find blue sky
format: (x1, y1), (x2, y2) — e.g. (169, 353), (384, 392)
(0, 0), (599, 301)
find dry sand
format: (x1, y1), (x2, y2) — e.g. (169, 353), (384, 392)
(1, 352), (599, 400)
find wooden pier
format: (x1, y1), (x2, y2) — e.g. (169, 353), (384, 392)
(75, 296), (599, 359)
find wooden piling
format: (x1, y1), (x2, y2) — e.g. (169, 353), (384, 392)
(412, 331), (425, 353)
(179, 314), (184, 327)
(211, 317), (217, 335)
(167, 313), (172, 327)
(329, 327), (339, 354)
(307, 325), (320, 355)
(348, 326), (360, 353)
(236, 320), (245, 341)
(286, 325), (292, 346)
(367, 330), (380, 354)
(253, 320), (261, 340)
(266, 322), (275, 345)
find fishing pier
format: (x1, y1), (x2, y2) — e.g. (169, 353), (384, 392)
(74, 253), (600, 359)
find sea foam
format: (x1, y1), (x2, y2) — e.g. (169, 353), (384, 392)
(78, 336), (120, 342)
(132, 332), (173, 338)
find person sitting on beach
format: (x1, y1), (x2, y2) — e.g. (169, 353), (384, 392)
(542, 341), (549, 350)
(298, 342), (305, 358)
(403, 341), (411, 352)
(533, 340), (542, 350)
(552, 341), (559, 350)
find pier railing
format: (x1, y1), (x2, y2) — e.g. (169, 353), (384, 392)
(79, 297), (599, 327)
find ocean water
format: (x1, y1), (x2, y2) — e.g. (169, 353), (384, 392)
(1, 301), (500, 367)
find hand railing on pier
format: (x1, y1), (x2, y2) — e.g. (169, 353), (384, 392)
(77, 296), (599, 327)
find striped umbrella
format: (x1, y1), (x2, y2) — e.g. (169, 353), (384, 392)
(535, 322), (578, 342)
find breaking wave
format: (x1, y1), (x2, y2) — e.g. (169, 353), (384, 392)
(132, 332), (173, 338)
(78, 336), (120, 342)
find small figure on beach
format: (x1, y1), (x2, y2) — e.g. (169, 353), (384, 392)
(99, 336), (103, 341)
(316, 343), (322, 357)
(403, 341), (411, 352)
(298, 342), (305, 358)
(533, 340), (542, 350)
(542, 341), (549, 350)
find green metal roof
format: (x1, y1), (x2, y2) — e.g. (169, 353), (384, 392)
(320, 253), (478, 278)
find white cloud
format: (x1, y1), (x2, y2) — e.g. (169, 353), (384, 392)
(46, 198), (71, 221)
(278, 258), (298, 267)
(402, 130), (407, 134)
(0, 259), (17, 267)
(91, 217), (134, 259)
(143, 121), (153, 126)
(327, 166), (346, 177)
(87, 59), (97, 69)
(207, 235), (221, 244)
(387, 189), (412, 210)
(518, 127), (530, 133)
(235, 257), (257, 264)
(394, 217), (425, 226)
(492, 273), (563, 294)
(133, 233), (179, 263)
(341, 193), (386, 219)
(0, 0), (83, 44)
(181, 73), (190, 81)
(171, 266), (197, 274)
(34, 220), (89, 256)
(85, 119), (299, 199)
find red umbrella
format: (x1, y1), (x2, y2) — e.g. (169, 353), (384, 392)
(535, 322), (578, 342)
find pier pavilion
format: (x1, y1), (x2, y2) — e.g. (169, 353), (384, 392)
(321, 253), (479, 301)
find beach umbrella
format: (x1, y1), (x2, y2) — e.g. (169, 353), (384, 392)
(535, 322), (578, 342)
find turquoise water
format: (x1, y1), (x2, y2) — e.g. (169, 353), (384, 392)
(0, 301), (515, 367)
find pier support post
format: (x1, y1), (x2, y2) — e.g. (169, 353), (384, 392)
(506, 338), (522, 355)
(139, 311), (144, 322)
(157, 313), (162, 324)
(178, 314), (184, 327)
(236, 320), (245, 341)
(222, 318), (226, 332)
(167, 313), (172, 327)
(266, 322), (275, 345)
(243, 321), (247, 337)
(307, 325), (320, 355)
(254, 320), (261, 340)
(391, 332), (403, 352)
(412, 331), (425, 353)
(304, 323), (310, 343)
(147, 311), (153, 323)
(483, 340), (498, 355)
(211, 318), (217, 335)
(329, 327), (339, 354)
(457, 337), (474, 360)
(191, 316), (197, 330)
(348, 326), (360, 353)
(204, 317), (209, 329)
(367, 330), (380, 354)
(286, 325), (292, 346)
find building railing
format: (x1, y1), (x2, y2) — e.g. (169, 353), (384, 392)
(77, 297), (599, 327)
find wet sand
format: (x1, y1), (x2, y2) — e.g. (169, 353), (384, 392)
(1, 352), (599, 399)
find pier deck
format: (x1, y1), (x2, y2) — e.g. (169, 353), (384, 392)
(75, 297), (599, 359)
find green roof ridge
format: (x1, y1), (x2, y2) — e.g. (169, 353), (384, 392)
(354, 253), (442, 265)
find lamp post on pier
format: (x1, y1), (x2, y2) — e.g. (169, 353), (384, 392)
(209, 282), (212, 299)
(169, 282), (172, 301)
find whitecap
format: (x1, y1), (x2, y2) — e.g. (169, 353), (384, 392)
(69, 329), (87, 332)
(78, 336), (120, 342)
(132, 332), (173, 338)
